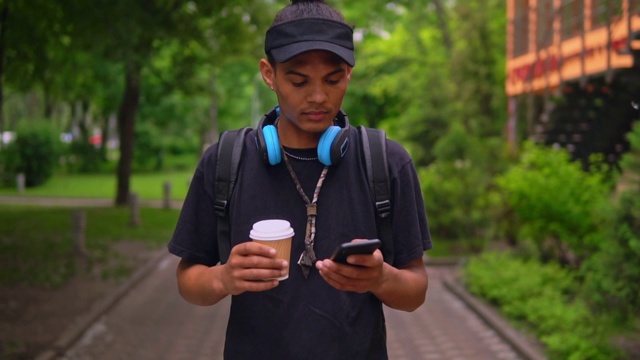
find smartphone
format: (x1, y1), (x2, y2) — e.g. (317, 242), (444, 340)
(330, 239), (382, 265)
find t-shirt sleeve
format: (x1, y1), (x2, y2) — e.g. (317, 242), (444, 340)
(167, 146), (220, 266)
(386, 140), (433, 268)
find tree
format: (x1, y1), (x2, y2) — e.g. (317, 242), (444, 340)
(1, 0), (71, 126)
(63, 0), (273, 205)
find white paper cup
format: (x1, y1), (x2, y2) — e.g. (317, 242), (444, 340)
(250, 219), (294, 280)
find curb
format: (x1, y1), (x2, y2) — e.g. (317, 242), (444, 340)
(34, 250), (170, 360)
(443, 279), (547, 360)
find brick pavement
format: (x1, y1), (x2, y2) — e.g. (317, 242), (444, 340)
(52, 255), (534, 360)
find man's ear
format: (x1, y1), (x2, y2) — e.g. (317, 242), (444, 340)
(259, 59), (275, 90)
(346, 66), (353, 81)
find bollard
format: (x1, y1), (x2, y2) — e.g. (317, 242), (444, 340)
(163, 181), (172, 209)
(129, 193), (141, 227)
(71, 210), (87, 256)
(16, 173), (25, 194)
(71, 210), (88, 271)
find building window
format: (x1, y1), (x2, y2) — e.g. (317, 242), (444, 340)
(537, 0), (554, 48)
(591, 0), (623, 28)
(514, 0), (530, 56)
(561, 0), (584, 40)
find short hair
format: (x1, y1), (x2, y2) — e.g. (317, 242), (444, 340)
(271, 0), (346, 26)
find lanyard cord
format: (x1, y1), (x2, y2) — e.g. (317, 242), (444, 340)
(282, 149), (329, 278)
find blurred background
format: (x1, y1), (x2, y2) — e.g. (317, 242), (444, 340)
(0, 0), (639, 359)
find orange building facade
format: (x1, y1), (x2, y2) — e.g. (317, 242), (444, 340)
(506, 0), (640, 167)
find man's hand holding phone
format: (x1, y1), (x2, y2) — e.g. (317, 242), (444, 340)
(316, 239), (386, 293)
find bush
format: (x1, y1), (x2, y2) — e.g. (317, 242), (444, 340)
(65, 141), (106, 173)
(164, 135), (198, 156)
(133, 122), (163, 172)
(494, 142), (610, 266)
(419, 124), (505, 252)
(581, 123), (640, 325)
(463, 251), (620, 359)
(1, 121), (61, 187)
(132, 123), (199, 172)
(581, 191), (640, 325)
(619, 121), (640, 192)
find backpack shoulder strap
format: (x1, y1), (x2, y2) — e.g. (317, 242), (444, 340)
(214, 127), (252, 264)
(358, 126), (393, 264)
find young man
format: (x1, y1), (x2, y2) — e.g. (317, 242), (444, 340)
(168, 1), (432, 358)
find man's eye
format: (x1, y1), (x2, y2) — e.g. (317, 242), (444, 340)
(292, 81), (306, 87)
(326, 79), (340, 85)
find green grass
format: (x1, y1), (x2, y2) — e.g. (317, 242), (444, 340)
(0, 170), (194, 200)
(0, 205), (180, 287)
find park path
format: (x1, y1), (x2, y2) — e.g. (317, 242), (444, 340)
(52, 255), (537, 360)
(2, 195), (543, 359)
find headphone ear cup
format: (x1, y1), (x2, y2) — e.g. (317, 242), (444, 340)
(262, 125), (282, 165)
(318, 126), (350, 166)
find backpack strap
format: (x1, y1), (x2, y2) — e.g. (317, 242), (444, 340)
(214, 125), (393, 265)
(214, 127), (252, 264)
(358, 126), (394, 265)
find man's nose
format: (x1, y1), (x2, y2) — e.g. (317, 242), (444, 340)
(306, 84), (328, 103)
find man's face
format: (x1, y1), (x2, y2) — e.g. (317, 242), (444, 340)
(260, 50), (352, 148)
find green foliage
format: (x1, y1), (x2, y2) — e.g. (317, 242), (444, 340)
(419, 123), (505, 251)
(0, 205), (179, 287)
(494, 142), (610, 265)
(463, 251), (620, 359)
(341, 0), (507, 168)
(133, 122), (164, 172)
(347, 16), (453, 166)
(1, 121), (61, 187)
(580, 125), (640, 326)
(66, 141), (106, 173)
(449, 0), (507, 138)
(581, 191), (640, 326)
(620, 121), (640, 191)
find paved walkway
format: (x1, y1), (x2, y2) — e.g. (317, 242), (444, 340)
(51, 255), (537, 360)
(3, 196), (543, 359)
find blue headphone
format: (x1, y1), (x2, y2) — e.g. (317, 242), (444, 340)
(255, 106), (351, 166)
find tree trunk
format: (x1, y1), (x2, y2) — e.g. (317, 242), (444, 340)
(432, 0), (452, 55)
(0, 4), (8, 149)
(99, 113), (109, 161)
(115, 61), (142, 206)
(43, 87), (53, 118)
(205, 75), (218, 150)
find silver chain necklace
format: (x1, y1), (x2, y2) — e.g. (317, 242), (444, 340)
(283, 149), (318, 161)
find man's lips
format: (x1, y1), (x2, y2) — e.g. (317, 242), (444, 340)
(303, 110), (330, 121)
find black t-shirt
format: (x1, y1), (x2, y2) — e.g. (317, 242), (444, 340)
(168, 127), (432, 360)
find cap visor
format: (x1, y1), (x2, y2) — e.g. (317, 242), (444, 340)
(271, 41), (355, 67)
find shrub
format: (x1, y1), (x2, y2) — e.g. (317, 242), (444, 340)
(494, 142), (610, 266)
(581, 123), (640, 325)
(463, 251), (620, 359)
(419, 124), (504, 251)
(164, 135), (198, 156)
(133, 122), (163, 171)
(66, 141), (106, 173)
(619, 121), (640, 192)
(581, 191), (640, 325)
(1, 121), (60, 187)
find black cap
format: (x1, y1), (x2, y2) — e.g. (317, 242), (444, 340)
(265, 18), (355, 67)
